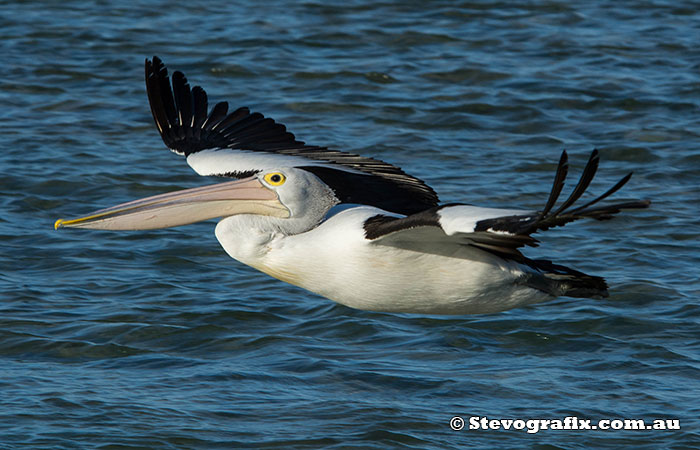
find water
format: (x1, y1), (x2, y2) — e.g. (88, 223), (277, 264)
(1, 1), (699, 448)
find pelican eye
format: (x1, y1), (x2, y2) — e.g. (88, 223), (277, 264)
(264, 172), (286, 186)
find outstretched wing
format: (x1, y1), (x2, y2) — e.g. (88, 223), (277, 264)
(364, 150), (650, 263)
(144, 56), (438, 215)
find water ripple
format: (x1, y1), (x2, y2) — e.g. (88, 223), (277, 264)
(1, 0), (699, 449)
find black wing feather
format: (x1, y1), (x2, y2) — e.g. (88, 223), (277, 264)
(476, 150), (650, 236)
(540, 150), (568, 218)
(366, 151), (649, 264)
(550, 149), (599, 216)
(202, 102), (229, 131)
(191, 86), (208, 141)
(144, 56), (439, 214)
(570, 172), (632, 213)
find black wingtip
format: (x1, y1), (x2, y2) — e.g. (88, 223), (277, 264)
(551, 149), (600, 216)
(147, 56), (166, 78)
(569, 170), (635, 214)
(485, 150), (650, 236)
(538, 150), (651, 227)
(541, 150), (569, 218)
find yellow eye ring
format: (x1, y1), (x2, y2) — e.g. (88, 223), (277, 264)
(263, 172), (286, 186)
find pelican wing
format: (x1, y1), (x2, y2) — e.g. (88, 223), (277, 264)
(364, 204), (539, 260)
(365, 150), (650, 262)
(144, 56), (438, 215)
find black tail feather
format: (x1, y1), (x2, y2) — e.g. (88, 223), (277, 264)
(522, 259), (609, 299)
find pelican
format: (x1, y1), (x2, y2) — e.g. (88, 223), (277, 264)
(55, 56), (650, 315)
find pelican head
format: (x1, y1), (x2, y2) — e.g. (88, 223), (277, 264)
(55, 168), (339, 235)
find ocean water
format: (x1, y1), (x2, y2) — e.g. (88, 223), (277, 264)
(1, 1), (699, 448)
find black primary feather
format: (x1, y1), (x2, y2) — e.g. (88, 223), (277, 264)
(365, 150), (649, 266)
(475, 150), (650, 236)
(144, 56), (439, 215)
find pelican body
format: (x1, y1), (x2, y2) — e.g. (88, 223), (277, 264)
(56, 57), (650, 315)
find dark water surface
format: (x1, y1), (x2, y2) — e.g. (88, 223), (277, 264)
(2, 1), (699, 448)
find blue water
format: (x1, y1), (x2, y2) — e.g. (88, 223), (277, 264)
(2, 1), (699, 448)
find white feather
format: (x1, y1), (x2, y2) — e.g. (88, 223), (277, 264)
(187, 149), (363, 177)
(437, 205), (533, 235)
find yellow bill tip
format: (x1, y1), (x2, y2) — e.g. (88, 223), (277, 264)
(54, 218), (65, 230)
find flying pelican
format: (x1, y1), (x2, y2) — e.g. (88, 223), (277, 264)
(55, 56), (650, 315)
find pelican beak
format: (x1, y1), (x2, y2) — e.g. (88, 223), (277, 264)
(54, 176), (289, 230)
